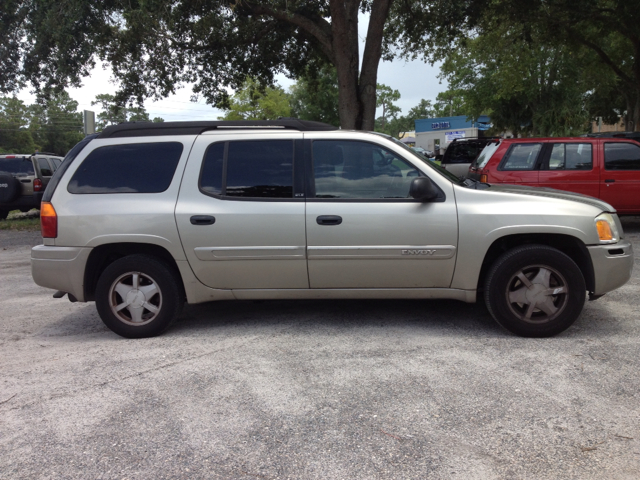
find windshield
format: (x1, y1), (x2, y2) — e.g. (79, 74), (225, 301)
(475, 141), (500, 169)
(374, 133), (465, 185)
(0, 157), (35, 176)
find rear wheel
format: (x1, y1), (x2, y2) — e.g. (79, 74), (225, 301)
(95, 255), (184, 338)
(484, 245), (586, 337)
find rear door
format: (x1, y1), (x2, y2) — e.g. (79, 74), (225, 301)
(175, 132), (309, 289)
(537, 141), (598, 197)
(599, 141), (640, 214)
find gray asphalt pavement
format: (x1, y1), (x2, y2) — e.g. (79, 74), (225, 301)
(1, 220), (639, 479)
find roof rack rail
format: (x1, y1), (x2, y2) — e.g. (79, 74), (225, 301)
(34, 152), (60, 156)
(97, 118), (338, 139)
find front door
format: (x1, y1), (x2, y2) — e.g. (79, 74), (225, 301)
(599, 141), (640, 214)
(537, 141), (599, 198)
(176, 133), (309, 289)
(305, 137), (458, 289)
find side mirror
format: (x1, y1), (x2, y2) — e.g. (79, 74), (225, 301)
(409, 177), (439, 201)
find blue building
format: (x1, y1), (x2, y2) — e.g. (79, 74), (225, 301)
(415, 115), (491, 153)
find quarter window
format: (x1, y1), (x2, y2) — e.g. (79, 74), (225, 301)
(605, 143), (640, 170)
(501, 144), (542, 170)
(549, 143), (592, 170)
(199, 140), (294, 198)
(312, 140), (420, 199)
(68, 142), (183, 194)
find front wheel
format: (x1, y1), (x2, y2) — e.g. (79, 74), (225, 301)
(95, 255), (184, 338)
(484, 245), (586, 337)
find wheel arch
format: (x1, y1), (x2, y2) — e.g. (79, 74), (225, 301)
(84, 242), (185, 302)
(476, 234), (595, 296)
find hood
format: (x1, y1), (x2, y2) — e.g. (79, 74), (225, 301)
(486, 184), (615, 212)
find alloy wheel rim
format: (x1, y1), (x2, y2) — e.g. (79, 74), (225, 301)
(505, 264), (568, 324)
(108, 271), (162, 326)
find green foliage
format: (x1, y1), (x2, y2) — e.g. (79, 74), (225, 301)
(289, 66), (340, 126)
(438, 21), (598, 136)
(375, 84), (402, 130)
(29, 91), (84, 155)
(218, 78), (291, 121)
(91, 94), (154, 130)
(0, 97), (36, 153)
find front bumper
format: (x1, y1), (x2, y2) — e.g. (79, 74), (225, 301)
(31, 245), (92, 301)
(587, 239), (634, 295)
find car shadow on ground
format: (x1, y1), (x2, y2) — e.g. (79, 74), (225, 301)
(28, 293), (628, 342)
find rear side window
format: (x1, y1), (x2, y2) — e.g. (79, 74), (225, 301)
(605, 143), (640, 170)
(68, 142), (183, 194)
(0, 158), (35, 175)
(37, 158), (53, 177)
(501, 144), (542, 170)
(200, 140), (294, 198)
(549, 143), (593, 170)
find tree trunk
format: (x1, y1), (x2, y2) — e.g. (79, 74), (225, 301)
(329, 0), (362, 129)
(329, 0), (393, 130)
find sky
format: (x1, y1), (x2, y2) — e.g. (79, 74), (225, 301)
(16, 13), (448, 123)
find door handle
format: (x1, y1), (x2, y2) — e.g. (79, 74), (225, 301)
(316, 215), (342, 226)
(190, 215), (216, 225)
(604, 179), (615, 183)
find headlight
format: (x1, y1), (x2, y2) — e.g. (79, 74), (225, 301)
(595, 213), (620, 244)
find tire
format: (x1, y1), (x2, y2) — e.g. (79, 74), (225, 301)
(484, 244), (586, 337)
(0, 210), (8, 220)
(95, 255), (184, 338)
(0, 172), (20, 203)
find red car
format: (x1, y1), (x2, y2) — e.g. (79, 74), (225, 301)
(468, 137), (640, 214)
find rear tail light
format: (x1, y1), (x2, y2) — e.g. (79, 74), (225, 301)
(33, 178), (43, 192)
(480, 174), (488, 183)
(40, 202), (57, 238)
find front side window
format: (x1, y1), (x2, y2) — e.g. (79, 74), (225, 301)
(312, 140), (420, 199)
(199, 140), (294, 198)
(548, 143), (593, 170)
(501, 144), (542, 170)
(68, 142), (183, 194)
(605, 142), (640, 171)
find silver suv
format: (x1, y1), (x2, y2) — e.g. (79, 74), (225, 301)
(31, 120), (633, 338)
(0, 153), (63, 219)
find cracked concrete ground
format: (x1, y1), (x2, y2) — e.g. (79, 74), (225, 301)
(1, 218), (639, 479)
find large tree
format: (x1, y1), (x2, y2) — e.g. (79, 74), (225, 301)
(0, 0), (481, 130)
(473, 0), (640, 131)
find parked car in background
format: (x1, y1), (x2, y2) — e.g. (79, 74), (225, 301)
(438, 137), (497, 178)
(468, 137), (640, 214)
(0, 153), (64, 219)
(31, 120), (632, 339)
(412, 146), (434, 158)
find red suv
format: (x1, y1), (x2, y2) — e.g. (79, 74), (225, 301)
(468, 137), (640, 214)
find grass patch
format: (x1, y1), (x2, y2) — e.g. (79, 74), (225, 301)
(0, 210), (41, 231)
